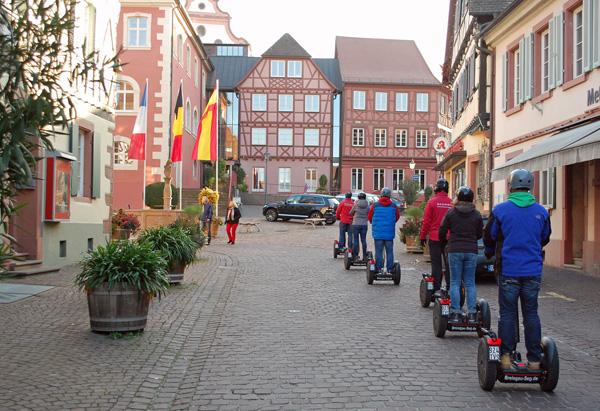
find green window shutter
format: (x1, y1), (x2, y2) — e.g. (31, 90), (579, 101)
(70, 122), (80, 195)
(92, 131), (101, 199)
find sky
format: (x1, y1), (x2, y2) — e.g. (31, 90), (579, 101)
(217, 0), (451, 80)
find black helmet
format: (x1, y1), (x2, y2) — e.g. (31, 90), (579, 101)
(345, 191), (353, 199)
(380, 187), (391, 198)
(508, 169), (534, 191)
(358, 192), (366, 199)
(434, 178), (449, 193)
(456, 186), (474, 203)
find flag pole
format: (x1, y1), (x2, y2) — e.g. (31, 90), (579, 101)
(143, 78), (148, 208)
(179, 79), (183, 210)
(215, 79), (219, 218)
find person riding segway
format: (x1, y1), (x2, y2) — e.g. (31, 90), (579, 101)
(334, 191), (354, 258)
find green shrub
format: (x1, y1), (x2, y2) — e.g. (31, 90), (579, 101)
(137, 225), (200, 269)
(145, 182), (179, 209)
(405, 206), (424, 220)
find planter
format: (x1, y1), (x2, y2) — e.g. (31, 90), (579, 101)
(210, 222), (219, 238)
(113, 228), (131, 241)
(86, 283), (149, 332)
(167, 260), (185, 285)
(405, 236), (416, 247)
(405, 235), (423, 254)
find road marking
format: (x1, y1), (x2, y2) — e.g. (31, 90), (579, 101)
(539, 291), (575, 302)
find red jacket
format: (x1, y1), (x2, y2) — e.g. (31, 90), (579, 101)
(420, 192), (453, 242)
(336, 198), (355, 224)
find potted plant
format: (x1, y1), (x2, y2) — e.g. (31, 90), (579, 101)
(137, 225), (200, 285)
(399, 207), (424, 251)
(112, 209), (141, 240)
(75, 240), (169, 333)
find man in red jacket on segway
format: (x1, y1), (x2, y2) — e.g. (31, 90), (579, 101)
(336, 191), (355, 251)
(420, 178), (453, 293)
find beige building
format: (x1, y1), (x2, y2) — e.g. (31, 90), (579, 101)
(483, 0), (600, 275)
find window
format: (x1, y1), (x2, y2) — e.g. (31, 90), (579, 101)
(416, 93), (428, 112)
(177, 35), (183, 61)
(114, 141), (133, 165)
(305, 95), (319, 112)
(115, 80), (135, 110)
(351, 168), (363, 191)
(252, 94), (266, 111)
(416, 130), (428, 148)
(194, 58), (199, 86)
(396, 93), (408, 111)
(395, 129), (407, 147)
(193, 108), (199, 136)
(70, 122), (100, 199)
(539, 167), (556, 209)
(279, 168), (291, 192)
(541, 30), (550, 93)
(392, 169), (404, 192)
(288, 61), (302, 78)
(186, 45), (191, 75)
(253, 167), (265, 191)
(216, 45), (244, 56)
(84, 2), (96, 57)
(279, 95), (293, 112)
(514, 49), (521, 104)
(278, 128), (293, 146)
(374, 128), (386, 147)
(192, 160), (198, 178)
(353, 91), (365, 110)
(415, 169), (426, 190)
(127, 17), (148, 47)
(352, 128), (364, 146)
(440, 95), (446, 115)
(375, 92), (387, 111)
(306, 168), (318, 191)
(574, 7), (584, 78)
(271, 60), (285, 77)
(374, 168), (385, 191)
(251, 128), (266, 145)
(202, 71), (206, 99)
(185, 100), (191, 130)
(76, 128), (90, 197)
(304, 129), (319, 146)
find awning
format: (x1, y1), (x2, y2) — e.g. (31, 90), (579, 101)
(433, 150), (466, 171)
(491, 120), (600, 182)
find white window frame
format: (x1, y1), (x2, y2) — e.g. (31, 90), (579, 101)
(305, 168), (318, 191)
(514, 49), (521, 104)
(374, 128), (387, 147)
(251, 128), (266, 145)
(177, 35), (183, 62)
(353, 91), (365, 110)
(185, 100), (191, 131)
(541, 30), (550, 93)
(193, 108), (199, 137)
(375, 92), (387, 111)
(278, 128), (293, 146)
(186, 45), (191, 75)
(416, 130), (428, 148)
(540, 167), (556, 209)
(125, 14), (150, 49)
(392, 169), (404, 192)
(252, 94), (266, 111)
(279, 168), (292, 192)
(271, 60), (285, 77)
(396, 93), (408, 111)
(574, 6), (584, 78)
(395, 129), (407, 147)
(194, 57), (199, 87)
(305, 95), (319, 112)
(416, 93), (429, 112)
(253, 167), (265, 191)
(287, 61), (302, 78)
(415, 169), (426, 190)
(115, 80), (136, 111)
(373, 168), (385, 191)
(304, 129), (319, 146)
(278, 95), (293, 112)
(352, 128), (364, 146)
(440, 95), (446, 115)
(351, 168), (363, 191)
(114, 140), (133, 165)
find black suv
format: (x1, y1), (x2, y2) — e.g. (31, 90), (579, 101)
(263, 194), (339, 224)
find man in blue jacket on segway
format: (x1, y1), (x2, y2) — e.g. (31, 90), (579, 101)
(483, 169), (551, 371)
(368, 187), (400, 274)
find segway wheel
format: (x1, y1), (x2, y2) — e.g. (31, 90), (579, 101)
(344, 251), (351, 270)
(419, 278), (432, 308)
(539, 336), (559, 392)
(476, 298), (491, 338)
(393, 261), (401, 285)
(333, 243), (338, 259)
(367, 251), (373, 261)
(477, 338), (497, 391)
(432, 299), (447, 338)
(366, 262), (374, 285)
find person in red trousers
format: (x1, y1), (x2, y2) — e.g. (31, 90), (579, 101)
(225, 201), (241, 245)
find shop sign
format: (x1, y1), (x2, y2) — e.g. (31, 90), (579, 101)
(443, 140), (464, 158)
(433, 137), (449, 153)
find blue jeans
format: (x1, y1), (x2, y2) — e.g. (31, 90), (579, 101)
(352, 225), (368, 259)
(200, 220), (211, 243)
(339, 222), (353, 250)
(498, 275), (542, 363)
(448, 252), (477, 313)
(374, 239), (394, 272)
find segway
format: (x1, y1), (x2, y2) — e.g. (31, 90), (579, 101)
(365, 251), (401, 285)
(333, 240), (345, 258)
(344, 249), (370, 270)
(432, 295), (491, 338)
(477, 311), (559, 392)
(420, 251), (463, 308)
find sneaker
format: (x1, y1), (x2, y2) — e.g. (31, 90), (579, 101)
(527, 361), (540, 370)
(448, 312), (460, 321)
(467, 312), (477, 322)
(501, 354), (512, 370)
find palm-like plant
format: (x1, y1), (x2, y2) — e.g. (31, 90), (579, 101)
(137, 225), (199, 270)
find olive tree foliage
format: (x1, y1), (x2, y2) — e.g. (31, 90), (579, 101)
(0, 0), (119, 257)
(397, 179), (421, 207)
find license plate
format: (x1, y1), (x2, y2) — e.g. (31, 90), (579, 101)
(370, 264), (375, 271)
(441, 304), (450, 316)
(488, 345), (500, 362)
(334, 244), (339, 249)
(427, 282), (434, 290)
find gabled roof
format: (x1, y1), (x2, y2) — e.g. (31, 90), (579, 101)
(335, 36), (440, 85)
(262, 33), (311, 58)
(469, 0), (514, 16)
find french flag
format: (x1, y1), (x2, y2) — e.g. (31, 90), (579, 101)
(128, 81), (148, 160)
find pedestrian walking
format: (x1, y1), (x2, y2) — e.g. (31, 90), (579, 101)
(349, 192), (369, 260)
(200, 196), (213, 245)
(225, 200), (241, 245)
(483, 169), (551, 370)
(336, 191), (354, 251)
(368, 187), (400, 273)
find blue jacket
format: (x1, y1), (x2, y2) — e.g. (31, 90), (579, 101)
(201, 202), (214, 222)
(368, 198), (399, 240)
(483, 198), (551, 277)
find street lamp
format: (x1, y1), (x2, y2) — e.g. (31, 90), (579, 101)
(264, 150), (270, 204)
(409, 159), (416, 173)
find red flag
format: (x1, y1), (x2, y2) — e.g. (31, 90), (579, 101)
(127, 81), (147, 160)
(192, 84), (218, 161)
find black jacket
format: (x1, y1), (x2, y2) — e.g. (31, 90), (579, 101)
(225, 207), (241, 224)
(438, 201), (483, 254)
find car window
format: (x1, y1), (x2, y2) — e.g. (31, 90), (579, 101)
(302, 195), (324, 204)
(286, 195), (302, 204)
(328, 198), (339, 207)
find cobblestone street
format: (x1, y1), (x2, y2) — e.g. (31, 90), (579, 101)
(1, 205), (599, 410)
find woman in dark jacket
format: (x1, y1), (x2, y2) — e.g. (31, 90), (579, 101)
(349, 192), (370, 261)
(438, 187), (483, 321)
(225, 201), (242, 245)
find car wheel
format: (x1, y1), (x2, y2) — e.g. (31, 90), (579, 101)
(309, 211), (322, 219)
(325, 218), (335, 225)
(265, 209), (278, 222)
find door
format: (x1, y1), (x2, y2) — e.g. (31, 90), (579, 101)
(565, 163), (586, 265)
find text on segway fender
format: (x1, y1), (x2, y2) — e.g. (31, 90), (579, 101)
(503, 374), (540, 383)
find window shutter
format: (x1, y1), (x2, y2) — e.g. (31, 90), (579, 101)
(70, 122), (79, 195)
(502, 52), (508, 112)
(556, 13), (564, 86)
(92, 131), (101, 199)
(584, 0), (593, 72)
(549, 17), (556, 89)
(518, 38), (527, 104)
(526, 33), (534, 101)
(470, 53), (477, 91)
(593, 0), (600, 68)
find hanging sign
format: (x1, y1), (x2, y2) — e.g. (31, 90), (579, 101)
(433, 137), (449, 153)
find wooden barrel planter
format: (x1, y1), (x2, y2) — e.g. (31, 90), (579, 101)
(167, 260), (185, 285)
(86, 283), (149, 332)
(112, 228), (131, 241)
